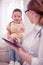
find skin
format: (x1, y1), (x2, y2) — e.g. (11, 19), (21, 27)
(7, 11), (24, 40)
(26, 10), (40, 24)
(6, 10), (41, 64)
(12, 11), (22, 24)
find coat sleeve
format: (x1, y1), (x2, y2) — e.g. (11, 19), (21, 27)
(31, 30), (43, 65)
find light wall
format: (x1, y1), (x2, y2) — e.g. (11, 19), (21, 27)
(0, 0), (34, 38)
(0, 0), (23, 37)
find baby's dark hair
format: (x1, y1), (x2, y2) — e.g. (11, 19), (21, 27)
(12, 8), (22, 15)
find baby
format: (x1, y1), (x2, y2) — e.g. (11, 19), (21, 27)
(6, 9), (25, 65)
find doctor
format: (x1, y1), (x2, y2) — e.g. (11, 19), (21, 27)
(6, 0), (43, 65)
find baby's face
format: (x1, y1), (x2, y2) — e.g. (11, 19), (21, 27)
(12, 11), (22, 23)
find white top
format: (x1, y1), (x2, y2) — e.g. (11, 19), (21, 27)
(22, 25), (43, 65)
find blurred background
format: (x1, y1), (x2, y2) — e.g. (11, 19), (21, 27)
(0, 0), (34, 45)
(0, 0), (35, 64)
(0, 0), (24, 64)
(0, 0), (24, 38)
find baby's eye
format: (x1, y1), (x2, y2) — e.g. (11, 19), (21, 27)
(14, 15), (16, 17)
(18, 16), (21, 17)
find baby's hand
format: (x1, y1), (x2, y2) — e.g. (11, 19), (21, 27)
(10, 33), (18, 41)
(11, 33), (20, 45)
(18, 33), (24, 38)
(14, 37), (21, 46)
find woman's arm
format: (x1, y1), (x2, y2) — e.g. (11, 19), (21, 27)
(18, 48), (33, 64)
(6, 37), (43, 65)
(6, 39), (33, 65)
(6, 29), (43, 65)
(31, 30), (43, 65)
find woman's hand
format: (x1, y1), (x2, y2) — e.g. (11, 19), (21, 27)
(6, 41), (32, 65)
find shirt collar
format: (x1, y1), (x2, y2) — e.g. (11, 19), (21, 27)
(35, 24), (42, 31)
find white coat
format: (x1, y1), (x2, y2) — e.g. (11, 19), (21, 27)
(22, 25), (43, 65)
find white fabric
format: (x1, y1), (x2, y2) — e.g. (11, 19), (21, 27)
(23, 61), (30, 65)
(9, 61), (21, 65)
(31, 57), (38, 65)
(22, 25), (43, 65)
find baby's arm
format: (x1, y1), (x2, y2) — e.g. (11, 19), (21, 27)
(10, 33), (18, 40)
(20, 23), (25, 33)
(18, 22), (25, 33)
(6, 25), (11, 39)
(17, 23), (25, 38)
(6, 31), (11, 39)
